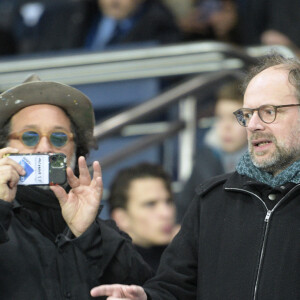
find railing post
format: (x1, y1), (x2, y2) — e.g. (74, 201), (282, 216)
(178, 96), (197, 182)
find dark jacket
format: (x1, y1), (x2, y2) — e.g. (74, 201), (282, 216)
(144, 172), (300, 299)
(176, 146), (224, 223)
(0, 187), (153, 299)
(239, 0), (300, 47)
(134, 244), (167, 273)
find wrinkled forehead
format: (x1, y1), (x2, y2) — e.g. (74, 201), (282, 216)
(10, 104), (72, 131)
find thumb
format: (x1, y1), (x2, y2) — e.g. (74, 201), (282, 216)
(50, 185), (68, 207)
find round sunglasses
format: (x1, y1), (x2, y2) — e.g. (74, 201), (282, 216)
(9, 129), (74, 148)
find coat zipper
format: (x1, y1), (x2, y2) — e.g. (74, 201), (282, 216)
(253, 209), (271, 300)
(225, 185), (300, 300)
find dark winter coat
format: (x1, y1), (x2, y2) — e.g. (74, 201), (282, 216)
(0, 186), (153, 299)
(145, 172), (300, 299)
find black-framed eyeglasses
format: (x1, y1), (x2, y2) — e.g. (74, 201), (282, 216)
(9, 129), (74, 148)
(233, 104), (300, 127)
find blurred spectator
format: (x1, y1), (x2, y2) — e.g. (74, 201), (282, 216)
(85, 0), (181, 50)
(0, 0), (86, 55)
(108, 162), (178, 272)
(0, 29), (16, 56)
(6, 0), (181, 55)
(176, 79), (247, 222)
(239, 0), (300, 56)
(0, 0), (18, 55)
(178, 0), (239, 44)
(161, 0), (194, 20)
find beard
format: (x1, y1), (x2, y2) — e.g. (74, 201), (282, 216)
(249, 131), (300, 175)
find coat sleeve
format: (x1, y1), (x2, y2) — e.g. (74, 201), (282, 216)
(0, 199), (13, 243)
(60, 218), (154, 286)
(143, 196), (200, 299)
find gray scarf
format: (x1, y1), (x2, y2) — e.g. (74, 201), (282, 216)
(236, 151), (300, 187)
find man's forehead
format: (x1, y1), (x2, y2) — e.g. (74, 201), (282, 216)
(251, 66), (289, 84)
(243, 67), (295, 106)
(129, 177), (165, 189)
(11, 104), (71, 128)
(128, 178), (169, 199)
(13, 104), (68, 116)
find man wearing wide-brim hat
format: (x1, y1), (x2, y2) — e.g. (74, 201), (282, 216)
(0, 75), (153, 299)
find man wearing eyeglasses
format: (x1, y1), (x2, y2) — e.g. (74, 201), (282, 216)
(90, 53), (300, 300)
(0, 75), (153, 299)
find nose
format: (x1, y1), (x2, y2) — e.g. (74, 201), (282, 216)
(247, 111), (265, 132)
(34, 136), (54, 153)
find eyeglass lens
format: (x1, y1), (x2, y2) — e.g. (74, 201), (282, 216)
(235, 105), (276, 126)
(50, 132), (68, 147)
(22, 131), (69, 147)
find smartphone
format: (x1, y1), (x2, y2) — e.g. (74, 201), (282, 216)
(7, 153), (67, 185)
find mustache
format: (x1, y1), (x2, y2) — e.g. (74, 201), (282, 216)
(249, 132), (277, 143)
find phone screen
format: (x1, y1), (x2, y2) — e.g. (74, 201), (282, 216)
(9, 154), (49, 185)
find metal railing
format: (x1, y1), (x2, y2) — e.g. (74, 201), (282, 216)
(0, 42), (295, 90)
(92, 70), (244, 179)
(88, 43), (296, 179)
(0, 42), (296, 180)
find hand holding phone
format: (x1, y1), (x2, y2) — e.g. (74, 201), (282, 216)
(7, 153), (67, 186)
(0, 147), (25, 202)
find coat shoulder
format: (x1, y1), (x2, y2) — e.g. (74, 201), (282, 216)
(195, 172), (234, 197)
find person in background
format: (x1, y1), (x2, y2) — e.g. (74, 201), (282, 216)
(238, 0), (300, 57)
(7, 0), (181, 55)
(176, 79), (247, 222)
(178, 0), (239, 44)
(90, 52), (300, 299)
(0, 74), (153, 299)
(0, 0), (18, 56)
(108, 162), (178, 272)
(85, 0), (181, 50)
(0, 0), (88, 54)
(160, 0), (194, 21)
(0, 28), (16, 55)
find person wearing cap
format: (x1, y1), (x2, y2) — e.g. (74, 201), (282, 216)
(90, 53), (300, 299)
(0, 75), (153, 299)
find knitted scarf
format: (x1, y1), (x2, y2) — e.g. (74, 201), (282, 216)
(16, 186), (67, 236)
(236, 151), (300, 187)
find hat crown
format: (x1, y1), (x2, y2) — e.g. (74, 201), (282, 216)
(23, 74), (41, 83)
(0, 74), (95, 137)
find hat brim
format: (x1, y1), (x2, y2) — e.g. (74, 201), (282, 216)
(0, 81), (95, 137)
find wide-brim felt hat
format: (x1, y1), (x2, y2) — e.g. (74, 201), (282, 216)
(0, 74), (95, 137)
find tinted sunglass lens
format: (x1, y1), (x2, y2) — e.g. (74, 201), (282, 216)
(50, 132), (68, 147)
(22, 131), (40, 147)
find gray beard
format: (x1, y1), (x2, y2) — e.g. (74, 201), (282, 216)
(249, 133), (300, 175)
(250, 144), (298, 174)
